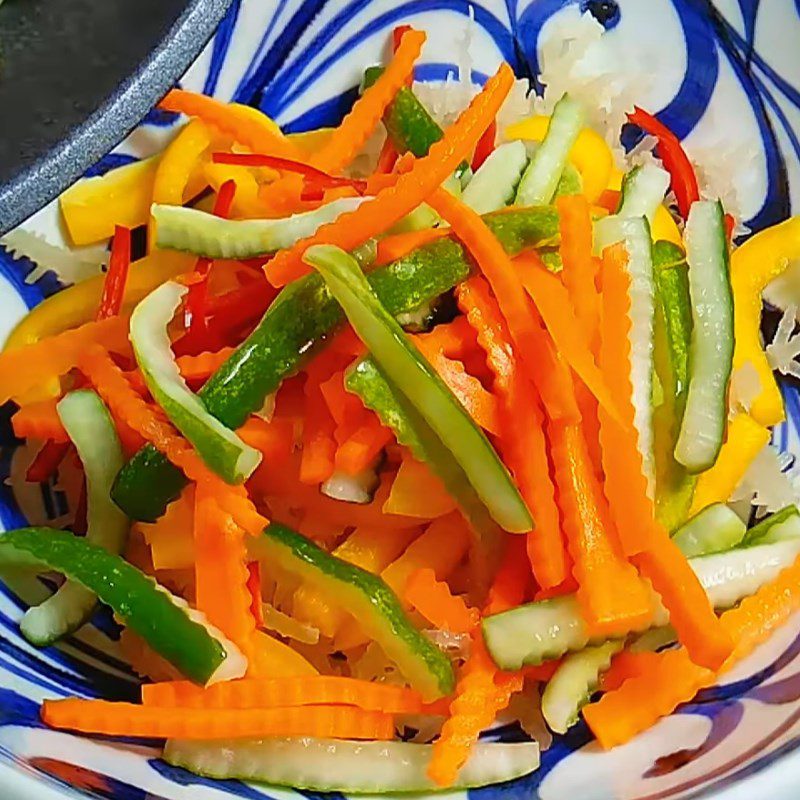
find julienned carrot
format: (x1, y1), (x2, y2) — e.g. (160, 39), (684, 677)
(300, 366), (337, 485)
(404, 568), (479, 633)
(160, 89), (300, 160)
(312, 29), (426, 172)
(12, 399), (67, 443)
(238, 416), (295, 465)
(264, 63), (514, 286)
(556, 194), (599, 339)
(516, 253), (624, 427)
(584, 551), (800, 748)
(375, 228), (448, 266)
(427, 188), (579, 422)
(193, 485), (258, 670)
(550, 421), (654, 638)
(457, 277), (569, 589)
(142, 676), (426, 713)
(484, 535), (530, 616)
(79, 346), (268, 536)
(41, 699), (394, 741)
(598, 649), (663, 693)
(0, 317), (129, 405)
(175, 347), (237, 382)
(152, 119), (212, 208)
(335, 415), (394, 475)
(596, 245), (733, 671)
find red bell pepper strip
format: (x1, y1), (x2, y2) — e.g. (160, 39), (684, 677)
(627, 107), (699, 218)
(471, 119), (497, 171)
(96, 226), (132, 320)
(26, 441), (72, 483)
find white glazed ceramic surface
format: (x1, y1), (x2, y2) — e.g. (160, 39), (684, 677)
(2, 1), (800, 798)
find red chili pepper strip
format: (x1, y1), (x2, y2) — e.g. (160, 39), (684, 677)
(626, 107), (699, 218)
(471, 119), (497, 171)
(96, 226), (132, 321)
(393, 25), (414, 53)
(26, 441), (72, 483)
(376, 139), (399, 174)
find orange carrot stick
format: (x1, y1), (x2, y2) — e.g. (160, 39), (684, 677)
(264, 64), (514, 286)
(335, 416), (394, 475)
(42, 699), (394, 741)
(142, 675), (425, 713)
(404, 568), (479, 633)
(312, 29), (426, 172)
(300, 369), (337, 485)
(584, 551), (800, 748)
(12, 399), (68, 443)
(596, 245), (733, 670)
(598, 649), (663, 692)
(427, 188), (579, 422)
(176, 347), (236, 382)
(375, 228), (448, 266)
(485, 535), (530, 615)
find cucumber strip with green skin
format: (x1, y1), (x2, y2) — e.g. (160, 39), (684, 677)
(741, 505), (800, 547)
(515, 94), (585, 206)
(541, 640), (623, 734)
(462, 141), (528, 214)
(670, 503), (746, 557)
(249, 523), (455, 700)
(130, 281), (261, 484)
(305, 244), (532, 533)
(164, 737), (540, 792)
(675, 200), (734, 472)
(652, 240), (696, 529)
(553, 162), (583, 200)
(595, 215), (657, 493)
(153, 198), (366, 259)
(617, 164), (671, 222)
(345, 357), (503, 553)
(21, 390), (128, 646)
(0, 528), (244, 685)
(482, 539), (800, 670)
(112, 207), (559, 522)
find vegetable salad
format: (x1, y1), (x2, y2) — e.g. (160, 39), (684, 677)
(2, 24), (800, 793)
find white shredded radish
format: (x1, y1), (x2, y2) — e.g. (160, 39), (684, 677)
(767, 304), (800, 379)
(731, 444), (799, 513)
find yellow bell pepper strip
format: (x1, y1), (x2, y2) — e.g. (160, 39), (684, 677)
(688, 412), (770, 515)
(504, 114), (613, 203)
(651, 204), (683, 246)
(204, 162), (263, 218)
(2, 250), (194, 352)
(152, 119), (212, 209)
(732, 216), (800, 425)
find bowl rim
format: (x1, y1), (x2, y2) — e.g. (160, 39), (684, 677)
(0, 0), (233, 237)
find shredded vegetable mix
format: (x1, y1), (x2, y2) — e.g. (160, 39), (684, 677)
(2, 21), (799, 794)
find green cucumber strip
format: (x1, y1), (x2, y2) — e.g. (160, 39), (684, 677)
(113, 207), (559, 522)
(541, 640), (623, 734)
(670, 503), (746, 558)
(21, 390), (129, 646)
(153, 197), (366, 259)
(595, 214), (656, 493)
(0, 528), (244, 685)
(130, 281), (261, 484)
(164, 736), (540, 792)
(515, 94), (585, 206)
(675, 200), (734, 472)
(482, 538), (800, 670)
(741, 505), (800, 547)
(304, 244), (531, 534)
(652, 240), (696, 529)
(249, 523), (455, 700)
(553, 162), (583, 200)
(462, 141), (528, 214)
(345, 357), (503, 553)
(617, 164), (671, 222)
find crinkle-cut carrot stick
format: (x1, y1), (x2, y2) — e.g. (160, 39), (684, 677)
(312, 29), (425, 172)
(598, 649), (664, 693)
(152, 119), (212, 208)
(300, 370), (338, 485)
(556, 194), (600, 340)
(142, 675), (425, 713)
(238, 416), (295, 465)
(335, 415), (393, 475)
(12, 399), (68, 443)
(264, 64), (514, 286)
(139, 487), (196, 571)
(404, 568), (479, 633)
(516, 252), (623, 427)
(79, 346), (268, 536)
(596, 245), (733, 670)
(457, 276), (570, 589)
(42, 699), (394, 741)
(0, 317), (129, 405)
(428, 635), (514, 787)
(194, 484), (258, 671)
(585, 550), (800, 748)
(428, 188), (579, 422)
(375, 228), (448, 266)
(175, 347), (236, 383)
(160, 90), (300, 160)
(485, 535), (530, 616)
(550, 420), (654, 638)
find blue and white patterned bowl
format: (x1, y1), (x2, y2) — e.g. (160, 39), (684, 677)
(3, 1), (800, 798)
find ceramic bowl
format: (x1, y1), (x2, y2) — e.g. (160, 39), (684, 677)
(2, 1), (800, 798)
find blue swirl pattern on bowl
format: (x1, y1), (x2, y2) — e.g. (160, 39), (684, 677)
(2, 1), (800, 798)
